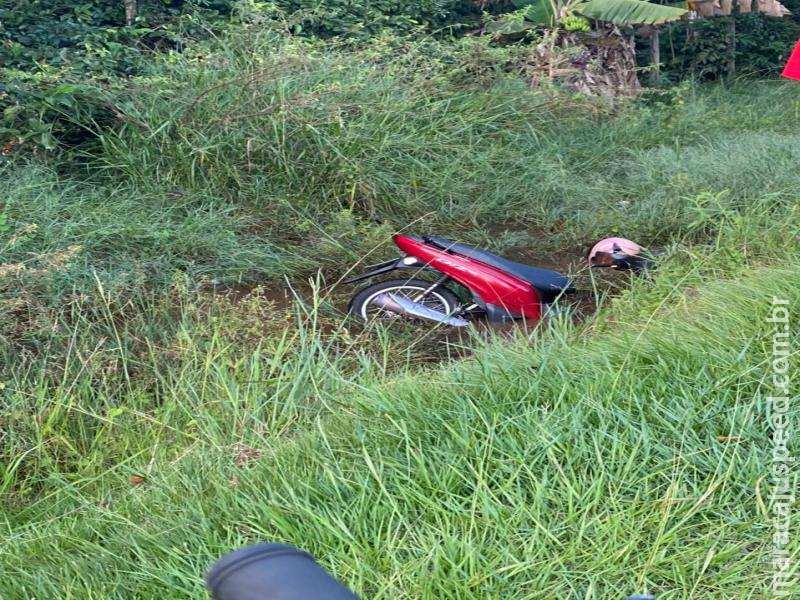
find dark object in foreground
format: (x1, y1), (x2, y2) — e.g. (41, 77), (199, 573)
(206, 543), (360, 600)
(207, 542), (656, 600)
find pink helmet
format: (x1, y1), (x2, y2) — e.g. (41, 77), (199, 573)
(588, 237), (648, 271)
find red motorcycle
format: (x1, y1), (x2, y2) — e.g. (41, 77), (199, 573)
(344, 234), (648, 326)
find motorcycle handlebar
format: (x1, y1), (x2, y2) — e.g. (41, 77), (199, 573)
(206, 543), (655, 600)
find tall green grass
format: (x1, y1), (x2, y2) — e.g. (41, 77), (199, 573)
(3, 169), (799, 597)
(96, 35), (800, 245)
(6, 35), (800, 292)
(2, 236), (797, 598)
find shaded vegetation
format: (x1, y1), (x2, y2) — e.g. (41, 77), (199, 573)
(655, 9), (800, 81)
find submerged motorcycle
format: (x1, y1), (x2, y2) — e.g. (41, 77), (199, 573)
(344, 234), (649, 326)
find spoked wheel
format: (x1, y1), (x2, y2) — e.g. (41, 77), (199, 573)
(348, 278), (461, 322)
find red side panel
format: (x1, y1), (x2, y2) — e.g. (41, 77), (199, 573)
(394, 235), (542, 320)
(782, 41), (800, 81)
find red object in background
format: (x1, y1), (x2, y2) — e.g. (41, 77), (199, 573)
(782, 41), (800, 80)
(393, 234), (543, 320)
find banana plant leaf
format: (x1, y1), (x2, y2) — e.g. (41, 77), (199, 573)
(574, 0), (687, 24)
(513, 0), (558, 25)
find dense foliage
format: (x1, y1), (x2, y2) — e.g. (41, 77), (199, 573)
(4, 0), (800, 152)
(0, 1), (233, 147)
(0, 1), (482, 149)
(271, 0), (480, 36)
(0, 0), (235, 72)
(656, 11), (800, 81)
(0, 0), (480, 72)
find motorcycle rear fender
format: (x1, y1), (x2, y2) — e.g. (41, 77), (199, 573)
(393, 235), (542, 321)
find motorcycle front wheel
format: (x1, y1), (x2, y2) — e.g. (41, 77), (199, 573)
(347, 278), (461, 322)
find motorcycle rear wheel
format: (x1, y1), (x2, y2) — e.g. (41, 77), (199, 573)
(348, 278), (461, 322)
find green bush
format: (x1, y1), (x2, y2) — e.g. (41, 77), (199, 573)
(0, 76), (114, 149)
(0, 1), (484, 149)
(0, 1), (243, 147)
(0, 0), (235, 72)
(654, 13), (800, 81)
(270, 0), (478, 37)
(0, 0), (479, 73)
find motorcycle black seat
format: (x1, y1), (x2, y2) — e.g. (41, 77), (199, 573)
(425, 236), (575, 303)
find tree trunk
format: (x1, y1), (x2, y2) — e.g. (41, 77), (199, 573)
(649, 28), (661, 85)
(686, 14), (696, 42)
(124, 0), (137, 27)
(727, 19), (736, 78)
